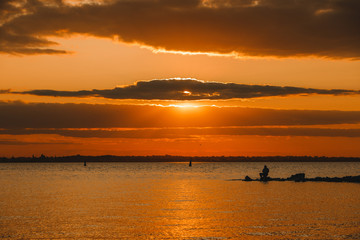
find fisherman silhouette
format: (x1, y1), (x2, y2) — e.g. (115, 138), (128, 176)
(259, 165), (269, 181)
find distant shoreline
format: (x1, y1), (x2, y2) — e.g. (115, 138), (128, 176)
(1, 155), (359, 163)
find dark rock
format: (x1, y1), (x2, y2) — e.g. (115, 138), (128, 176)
(343, 175), (360, 183)
(313, 177), (323, 181)
(260, 176), (270, 182)
(241, 174), (360, 183)
(288, 173), (306, 182)
(244, 175), (252, 181)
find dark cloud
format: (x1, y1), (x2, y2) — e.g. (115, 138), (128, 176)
(0, 27), (69, 55)
(11, 79), (360, 100)
(0, 139), (33, 145)
(1, 0), (359, 58)
(1, 101), (360, 129)
(0, 0), (70, 55)
(1, 127), (359, 138)
(0, 139), (72, 145)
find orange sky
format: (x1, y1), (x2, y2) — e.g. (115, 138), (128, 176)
(0, 0), (359, 157)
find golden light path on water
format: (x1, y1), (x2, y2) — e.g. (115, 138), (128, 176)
(1, 162), (359, 239)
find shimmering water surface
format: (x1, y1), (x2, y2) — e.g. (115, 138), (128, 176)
(1, 162), (359, 239)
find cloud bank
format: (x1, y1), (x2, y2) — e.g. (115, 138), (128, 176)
(1, 0), (359, 58)
(1, 100), (360, 140)
(11, 79), (360, 100)
(1, 127), (360, 139)
(1, 101), (360, 129)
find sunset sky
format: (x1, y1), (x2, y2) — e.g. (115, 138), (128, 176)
(0, 0), (360, 157)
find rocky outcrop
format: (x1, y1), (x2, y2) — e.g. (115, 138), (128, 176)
(234, 174), (360, 183)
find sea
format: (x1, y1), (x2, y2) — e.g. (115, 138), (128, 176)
(0, 162), (359, 239)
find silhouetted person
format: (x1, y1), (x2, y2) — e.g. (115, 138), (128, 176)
(260, 165), (269, 181)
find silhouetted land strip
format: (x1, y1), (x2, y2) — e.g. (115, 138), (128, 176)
(229, 173), (360, 183)
(0, 155), (360, 163)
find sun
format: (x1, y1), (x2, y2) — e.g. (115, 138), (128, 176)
(183, 90), (192, 96)
(168, 103), (199, 108)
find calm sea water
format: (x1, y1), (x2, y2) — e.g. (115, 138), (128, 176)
(0, 162), (359, 239)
